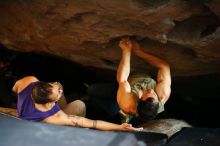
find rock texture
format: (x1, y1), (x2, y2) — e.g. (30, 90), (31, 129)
(141, 119), (191, 138)
(0, 0), (220, 76)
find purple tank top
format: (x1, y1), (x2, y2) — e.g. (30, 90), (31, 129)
(17, 82), (60, 121)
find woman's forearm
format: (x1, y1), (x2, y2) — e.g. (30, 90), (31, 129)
(94, 120), (122, 131)
(69, 116), (121, 131)
(45, 112), (142, 132)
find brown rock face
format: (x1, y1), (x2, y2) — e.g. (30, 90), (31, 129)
(0, 0), (220, 76)
(141, 119), (191, 138)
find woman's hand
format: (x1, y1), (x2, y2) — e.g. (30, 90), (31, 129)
(120, 123), (143, 132)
